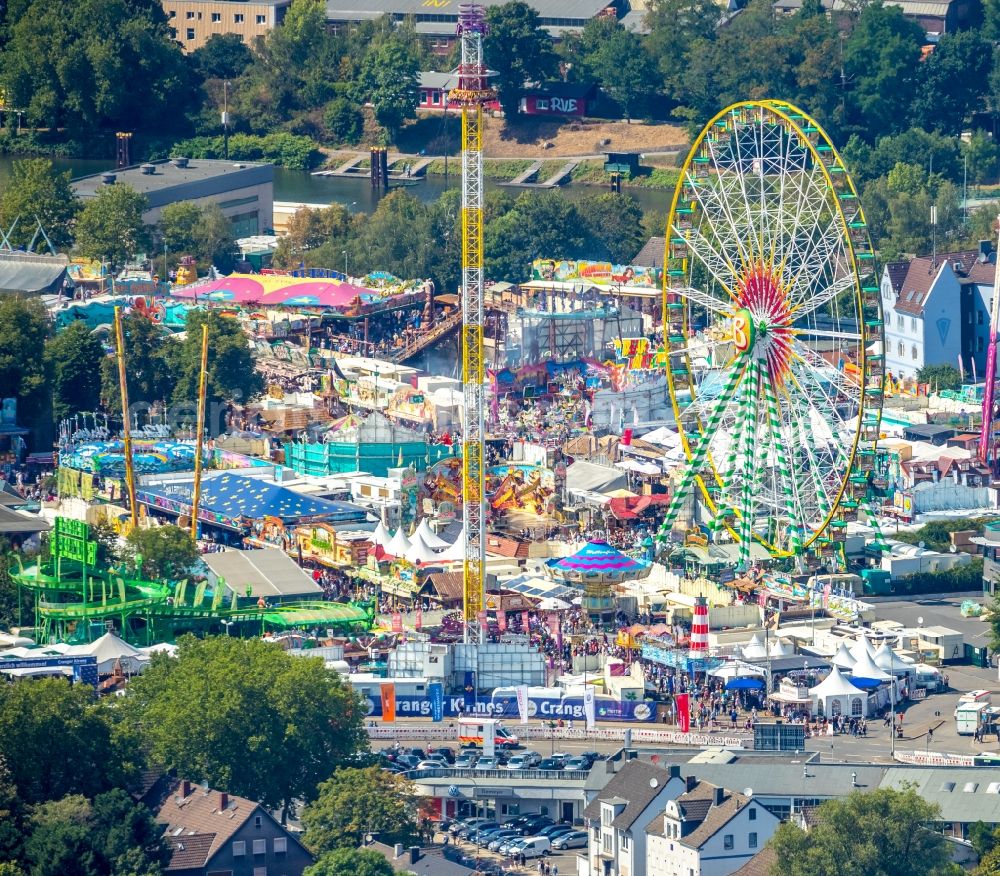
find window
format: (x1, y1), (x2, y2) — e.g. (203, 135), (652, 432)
(256, 13), (266, 23)
(621, 834), (629, 851)
(602, 833), (612, 854)
(211, 12), (220, 21)
(233, 840), (246, 856)
(218, 195), (259, 210)
(898, 342), (904, 357)
(274, 837), (287, 853)
(601, 808), (612, 827)
(168, 9), (175, 16)
(749, 832), (758, 849)
(831, 698), (842, 716)
(432, 91), (441, 105)
(980, 311), (986, 325)
(186, 27), (195, 39)
(724, 834), (734, 850)
(253, 838), (267, 854)
(185, 10), (194, 18)
(255, 816), (262, 828)
(911, 345), (918, 361)
(911, 317), (917, 332)
(253, 869), (267, 876)
(235, 13), (245, 22)
(852, 697), (863, 716)
(897, 314), (903, 329)
(749, 808), (756, 821)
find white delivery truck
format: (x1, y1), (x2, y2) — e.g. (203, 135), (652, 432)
(956, 701), (991, 735)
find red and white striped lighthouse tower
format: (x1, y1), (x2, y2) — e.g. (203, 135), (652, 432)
(689, 596), (709, 657)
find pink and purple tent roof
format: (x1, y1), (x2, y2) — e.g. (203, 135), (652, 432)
(549, 540), (649, 579)
(169, 274), (378, 309)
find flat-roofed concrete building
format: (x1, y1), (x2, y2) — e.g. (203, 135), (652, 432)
(326, 0), (624, 54)
(72, 158), (274, 238)
(164, 0), (290, 50)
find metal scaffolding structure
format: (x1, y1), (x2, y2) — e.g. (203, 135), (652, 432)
(452, 4), (494, 635)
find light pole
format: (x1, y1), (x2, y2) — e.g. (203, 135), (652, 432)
(343, 250), (348, 279)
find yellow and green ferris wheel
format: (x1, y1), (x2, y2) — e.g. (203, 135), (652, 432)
(654, 100), (885, 570)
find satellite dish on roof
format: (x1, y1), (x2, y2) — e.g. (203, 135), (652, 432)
(649, 778), (659, 788)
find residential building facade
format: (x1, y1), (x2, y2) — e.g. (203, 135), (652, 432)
(157, 780), (313, 875)
(881, 246), (995, 384)
(580, 760), (687, 876)
(646, 781), (780, 876)
(164, 0), (290, 50)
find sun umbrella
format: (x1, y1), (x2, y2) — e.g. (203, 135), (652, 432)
(725, 677), (765, 690)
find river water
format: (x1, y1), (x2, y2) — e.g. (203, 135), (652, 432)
(0, 156), (670, 215)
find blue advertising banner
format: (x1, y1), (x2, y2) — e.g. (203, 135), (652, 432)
(429, 682), (444, 722)
(361, 692), (657, 722)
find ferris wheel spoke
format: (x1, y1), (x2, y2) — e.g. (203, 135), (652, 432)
(792, 342), (864, 406)
(793, 325), (863, 343)
(705, 137), (758, 265)
(783, 214), (849, 304)
(671, 275), (737, 315)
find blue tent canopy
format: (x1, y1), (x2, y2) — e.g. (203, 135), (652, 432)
(138, 472), (368, 526)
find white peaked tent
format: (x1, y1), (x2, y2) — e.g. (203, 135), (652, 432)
(386, 527), (412, 557)
(84, 632), (148, 675)
(849, 635), (878, 663)
(849, 648), (892, 683)
(830, 642), (857, 670)
(435, 527), (467, 562)
(371, 520), (391, 549)
(809, 666), (868, 717)
(405, 532), (441, 565)
(416, 518), (450, 549)
(874, 642), (915, 675)
(769, 637), (795, 657)
(741, 632), (768, 659)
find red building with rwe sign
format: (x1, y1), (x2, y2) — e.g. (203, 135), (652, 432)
(519, 82), (596, 117)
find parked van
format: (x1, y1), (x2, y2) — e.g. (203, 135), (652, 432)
(519, 836), (552, 859)
(457, 717), (519, 749)
(956, 701), (991, 735)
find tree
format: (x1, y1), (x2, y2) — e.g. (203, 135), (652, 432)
(302, 767), (419, 855)
(273, 205), (353, 266)
(644, 0), (719, 98)
(963, 131), (1000, 186)
(192, 33), (253, 80)
(0, 0), (193, 134)
(575, 20), (657, 121)
(158, 203), (204, 256)
(358, 39), (418, 142)
(323, 97), (364, 145)
(485, 192), (589, 282)
(169, 309), (262, 421)
(0, 297), (50, 439)
(305, 849), (394, 876)
(74, 185), (150, 269)
(23, 791), (168, 876)
(485, 2), (558, 119)
(46, 321), (105, 423)
(0, 679), (126, 805)
(579, 193), (646, 263)
(126, 637), (368, 821)
(769, 787), (954, 876)
(911, 31), (991, 136)
(842, 3), (925, 141)
(123, 525), (198, 582)
(916, 363), (962, 391)
(0, 159), (80, 250)
(99, 311), (176, 414)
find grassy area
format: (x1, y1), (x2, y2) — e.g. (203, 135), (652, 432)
(571, 159), (679, 190)
(424, 158), (538, 180)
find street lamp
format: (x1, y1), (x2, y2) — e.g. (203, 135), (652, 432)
(343, 250), (348, 279)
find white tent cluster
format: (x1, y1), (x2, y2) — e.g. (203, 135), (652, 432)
(369, 519), (464, 565)
(808, 636), (915, 718)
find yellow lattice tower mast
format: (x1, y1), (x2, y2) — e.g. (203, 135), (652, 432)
(452, 4), (494, 639)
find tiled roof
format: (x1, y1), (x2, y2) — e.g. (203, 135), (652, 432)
(582, 761), (677, 830)
(885, 261), (909, 295)
(164, 833), (216, 871)
(893, 250), (995, 315)
(674, 781), (752, 850)
(731, 847), (778, 875)
(484, 534), (530, 558)
(425, 572), (464, 601)
(156, 782), (259, 864)
(633, 236), (666, 269)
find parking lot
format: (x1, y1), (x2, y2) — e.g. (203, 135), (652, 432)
(439, 824), (583, 875)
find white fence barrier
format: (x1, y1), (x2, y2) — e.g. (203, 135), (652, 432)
(365, 721), (749, 748)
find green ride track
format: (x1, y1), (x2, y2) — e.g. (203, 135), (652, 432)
(12, 535), (375, 646)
